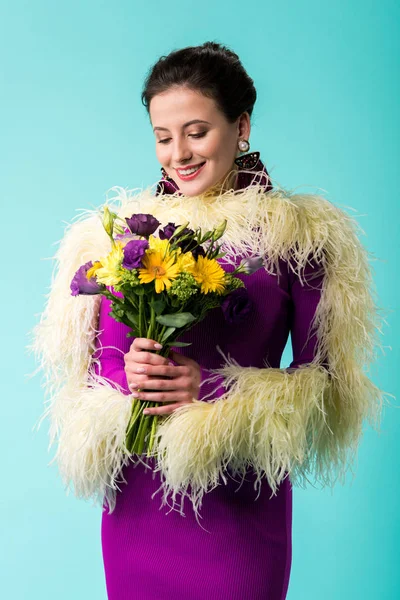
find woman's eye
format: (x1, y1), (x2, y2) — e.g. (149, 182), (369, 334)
(189, 132), (207, 139)
(157, 132), (206, 144)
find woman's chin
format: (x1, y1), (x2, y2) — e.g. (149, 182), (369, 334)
(178, 180), (215, 197)
(179, 176), (231, 197)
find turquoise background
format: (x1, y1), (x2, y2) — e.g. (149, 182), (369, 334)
(1, 0), (398, 598)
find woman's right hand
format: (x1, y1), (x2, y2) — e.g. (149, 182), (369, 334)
(123, 337), (200, 413)
(124, 338), (171, 394)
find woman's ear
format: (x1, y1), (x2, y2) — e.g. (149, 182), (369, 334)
(237, 111), (251, 142)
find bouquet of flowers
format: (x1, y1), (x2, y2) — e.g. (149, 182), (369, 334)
(70, 207), (263, 456)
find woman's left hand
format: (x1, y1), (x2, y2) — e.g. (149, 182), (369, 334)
(129, 350), (201, 416)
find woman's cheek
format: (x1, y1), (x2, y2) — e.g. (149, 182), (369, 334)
(156, 144), (169, 165)
(199, 133), (220, 156)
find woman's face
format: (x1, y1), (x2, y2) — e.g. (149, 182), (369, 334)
(149, 86), (250, 196)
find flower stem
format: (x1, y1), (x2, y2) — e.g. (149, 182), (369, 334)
(138, 295), (144, 337)
(126, 398), (142, 435)
(147, 415), (159, 456)
(125, 400), (142, 453)
(135, 410), (151, 455)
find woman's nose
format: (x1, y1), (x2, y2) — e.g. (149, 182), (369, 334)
(171, 138), (192, 164)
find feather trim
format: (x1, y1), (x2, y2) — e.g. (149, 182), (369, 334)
(150, 360), (385, 517)
(47, 374), (133, 512)
(27, 180), (392, 514)
(27, 212), (110, 387)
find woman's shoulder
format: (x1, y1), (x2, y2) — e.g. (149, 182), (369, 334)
(244, 186), (368, 283)
(260, 188), (365, 253)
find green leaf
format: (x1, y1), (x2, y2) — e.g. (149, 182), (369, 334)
(169, 296), (181, 308)
(160, 327), (176, 342)
(126, 311), (139, 327)
(213, 252), (226, 259)
(156, 312), (196, 328)
(166, 341), (192, 347)
(200, 230), (213, 243)
(109, 311), (134, 329)
(150, 298), (166, 316)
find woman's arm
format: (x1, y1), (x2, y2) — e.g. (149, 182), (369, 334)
(287, 254), (328, 370)
(149, 252), (384, 518)
(92, 293), (132, 394)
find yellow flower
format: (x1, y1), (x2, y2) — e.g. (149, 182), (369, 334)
(139, 248), (179, 293)
(176, 251), (195, 272)
(95, 241), (124, 286)
(86, 261), (102, 280)
(187, 256), (226, 294)
(148, 235), (170, 255)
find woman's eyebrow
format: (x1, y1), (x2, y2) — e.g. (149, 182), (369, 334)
(153, 119), (211, 132)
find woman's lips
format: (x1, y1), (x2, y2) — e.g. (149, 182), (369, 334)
(175, 162), (206, 181)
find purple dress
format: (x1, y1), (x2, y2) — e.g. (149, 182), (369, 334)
(93, 237), (325, 599)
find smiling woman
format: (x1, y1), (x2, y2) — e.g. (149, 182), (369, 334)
(149, 87), (248, 193)
(31, 40), (389, 600)
(142, 44), (256, 196)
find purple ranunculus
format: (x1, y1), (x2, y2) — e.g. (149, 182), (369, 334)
(159, 222), (177, 240)
(70, 261), (102, 296)
(221, 288), (253, 324)
(125, 213), (160, 237)
(122, 239), (149, 270)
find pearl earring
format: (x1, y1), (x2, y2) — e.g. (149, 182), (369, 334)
(238, 139), (250, 153)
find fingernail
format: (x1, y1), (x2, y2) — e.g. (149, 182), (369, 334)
(143, 410), (150, 415)
(154, 343), (163, 349)
(129, 382), (138, 389)
(136, 367), (146, 373)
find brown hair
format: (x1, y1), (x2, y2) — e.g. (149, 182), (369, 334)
(141, 41), (257, 123)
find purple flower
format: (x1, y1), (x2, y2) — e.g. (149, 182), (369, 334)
(221, 288), (253, 324)
(125, 213), (160, 237)
(191, 245), (206, 259)
(160, 222), (204, 256)
(70, 261), (102, 296)
(115, 228), (136, 243)
(122, 239), (149, 270)
(176, 228), (197, 253)
(240, 256), (264, 275)
(159, 222), (177, 240)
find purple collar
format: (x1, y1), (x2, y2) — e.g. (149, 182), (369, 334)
(155, 156), (272, 197)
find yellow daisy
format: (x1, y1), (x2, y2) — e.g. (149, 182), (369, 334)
(176, 251), (195, 272)
(139, 248), (179, 293)
(86, 261), (102, 280)
(95, 241), (124, 287)
(187, 256), (226, 294)
(148, 235), (170, 255)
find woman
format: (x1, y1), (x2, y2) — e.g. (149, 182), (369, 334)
(31, 42), (387, 599)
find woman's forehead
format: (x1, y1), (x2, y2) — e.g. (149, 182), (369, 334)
(150, 88), (219, 127)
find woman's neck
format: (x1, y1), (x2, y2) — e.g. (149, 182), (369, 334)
(202, 163), (240, 197)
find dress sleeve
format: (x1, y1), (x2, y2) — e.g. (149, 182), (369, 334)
(198, 256), (327, 404)
(287, 255), (329, 370)
(198, 366), (227, 402)
(92, 293), (132, 395)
